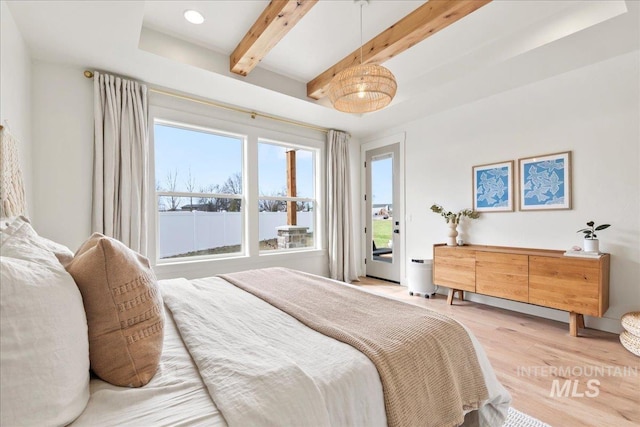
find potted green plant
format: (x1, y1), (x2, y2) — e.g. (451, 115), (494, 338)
(577, 221), (611, 253)
(431, 204), (480, 246)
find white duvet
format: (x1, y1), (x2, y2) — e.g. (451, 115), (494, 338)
(73, 276), (510, 427)
(71, 304), (222, 427)
(162, 277), (387, 427)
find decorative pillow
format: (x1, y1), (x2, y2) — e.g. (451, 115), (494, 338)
(66, 233), (164, 387)
(0, 215), (74, 265)
(36, 234), (75, 266)
(0, 216), (16, 230)
(0, 219), (90, 426)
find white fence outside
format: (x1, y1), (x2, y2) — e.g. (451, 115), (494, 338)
(158, 211), (314, 258)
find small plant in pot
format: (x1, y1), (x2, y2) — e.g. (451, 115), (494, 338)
(577, 221), (611, 253)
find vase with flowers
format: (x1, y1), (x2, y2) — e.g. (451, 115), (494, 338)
(430, 204), (480, 246)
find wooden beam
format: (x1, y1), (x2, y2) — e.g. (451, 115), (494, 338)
(231, 0), (318, 76)
(286, 150), (297, 225)
(307, 0), (492, 100)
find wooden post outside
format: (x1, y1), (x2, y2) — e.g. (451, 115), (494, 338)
(286, 150), (297, 225)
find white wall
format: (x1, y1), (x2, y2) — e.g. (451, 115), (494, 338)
(1, 1), (33, 214)
(31, 61), (93, 250)
(366, 50), (639, 333)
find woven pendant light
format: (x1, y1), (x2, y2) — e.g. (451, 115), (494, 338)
(327, 1), (397, 113)
(328, 63), (397, 113)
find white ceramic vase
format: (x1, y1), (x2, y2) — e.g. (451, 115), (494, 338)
(447, 221), (458, 246)
(584, 238), (599, 253)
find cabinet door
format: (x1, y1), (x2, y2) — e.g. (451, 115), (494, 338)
(529, 256), (600, 316)
(476, 252), (528, 302)
(433, 247), (475, 292)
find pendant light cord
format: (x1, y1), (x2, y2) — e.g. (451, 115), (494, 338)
(359, 2), (364, 66)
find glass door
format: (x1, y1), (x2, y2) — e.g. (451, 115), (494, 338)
(365, 143), (400, 282)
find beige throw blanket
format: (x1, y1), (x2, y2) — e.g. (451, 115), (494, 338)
(220, 268), (489, 427)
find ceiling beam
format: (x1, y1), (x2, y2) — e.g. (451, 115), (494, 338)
(231, 0), (318, 76)
(307, 0), (492, 100)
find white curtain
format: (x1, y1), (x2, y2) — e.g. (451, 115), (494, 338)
(92, 72), (148, 254)
(327, 130), (358, 283)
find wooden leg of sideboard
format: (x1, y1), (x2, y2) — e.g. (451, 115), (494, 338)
(569, 312), (584, 337)
(578, 314), (585, 329)
(448, 289), (464, 305)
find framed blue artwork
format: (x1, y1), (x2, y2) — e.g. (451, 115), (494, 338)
(472, 160), (514, 212)
(519, 151), (571, 211)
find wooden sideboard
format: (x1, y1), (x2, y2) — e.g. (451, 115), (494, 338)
(432, 244), (610, 337)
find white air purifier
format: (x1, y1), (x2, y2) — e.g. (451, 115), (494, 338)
(408, 259), (435, 298)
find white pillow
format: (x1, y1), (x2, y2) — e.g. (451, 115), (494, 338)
(0, 216), (74, 266)
(0, 218), (90, 426)
(0, 216), (17, 231)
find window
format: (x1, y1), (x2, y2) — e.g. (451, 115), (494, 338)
(154, 122), (244, 260)
(258, 141), (316, 252)
(152, 115), (323, 264)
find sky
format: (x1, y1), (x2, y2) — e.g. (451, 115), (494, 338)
(155, 123), (392, 206)
(155, 124), (315, 200)
(371, 156), (393, 205)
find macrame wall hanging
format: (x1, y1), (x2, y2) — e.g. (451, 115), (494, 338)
(0, 124), (27, 217)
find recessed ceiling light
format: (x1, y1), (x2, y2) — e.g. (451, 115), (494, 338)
(184, 10), (204, 25)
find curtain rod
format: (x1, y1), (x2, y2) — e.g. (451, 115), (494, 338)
(84, 70), (333, 135)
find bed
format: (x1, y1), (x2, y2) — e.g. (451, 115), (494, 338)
(0, 216), (510, 427)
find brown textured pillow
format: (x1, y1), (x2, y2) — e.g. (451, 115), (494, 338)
(66, 233), (164, 387)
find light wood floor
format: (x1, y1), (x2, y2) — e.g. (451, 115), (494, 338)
(356, 277), (639, 427)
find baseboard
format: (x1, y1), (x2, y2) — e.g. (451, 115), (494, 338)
(427, 287), (623, 334)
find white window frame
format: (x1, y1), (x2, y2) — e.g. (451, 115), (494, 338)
(148, 104), (326, 272)
(257, 138), (320, 254)
(152, 119), (247, 263)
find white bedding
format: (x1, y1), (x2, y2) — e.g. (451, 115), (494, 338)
(73, 276), (509, 427)
(162, 277), (387, 427)
(71, 307), (222, 427)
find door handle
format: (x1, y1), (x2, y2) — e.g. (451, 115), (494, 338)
(393, 229), (400, 234)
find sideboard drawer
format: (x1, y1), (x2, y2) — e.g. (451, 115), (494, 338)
(529, 256), (601, 316)
(476, 252), (528, 303)
(433, 246), (476, 292)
